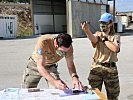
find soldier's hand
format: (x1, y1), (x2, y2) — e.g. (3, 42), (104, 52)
(81, 21), (89, 31)
(96, 31), (106, 40)
(72, 77), (83, 91)
(53, 79), (69, 90)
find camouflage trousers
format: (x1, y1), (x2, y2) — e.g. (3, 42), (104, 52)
(21, 59), (60, 88)
(88, 62), (120, 100)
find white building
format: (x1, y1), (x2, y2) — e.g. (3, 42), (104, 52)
(31, 0), (110, 38)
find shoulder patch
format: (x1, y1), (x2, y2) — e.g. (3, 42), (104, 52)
(37, 49), (43, 55)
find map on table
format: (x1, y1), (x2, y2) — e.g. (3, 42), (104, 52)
(0, 88), (101, 100)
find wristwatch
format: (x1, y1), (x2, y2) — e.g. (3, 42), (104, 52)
(72, 73), (79, 79)
(72, 74), (79, 79)
(102, 36), (108, 43)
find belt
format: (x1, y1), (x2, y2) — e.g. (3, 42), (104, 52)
(95, 61), (116, 67)
(29, 57), (58, 68)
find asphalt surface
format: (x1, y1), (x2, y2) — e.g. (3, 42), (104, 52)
(0, 32), (133, 100)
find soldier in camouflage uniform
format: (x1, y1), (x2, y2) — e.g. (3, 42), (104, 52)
(81, 13), (120, 100)
(22, 33), (83, 90)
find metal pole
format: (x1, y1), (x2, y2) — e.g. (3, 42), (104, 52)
(51, 0), (55, 33)
(30, 0), (34, 35)
(113, 0), (115, 21)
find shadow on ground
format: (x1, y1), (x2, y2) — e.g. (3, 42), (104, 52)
(0, 35), (40, 40)
(120, 29), (133, 36)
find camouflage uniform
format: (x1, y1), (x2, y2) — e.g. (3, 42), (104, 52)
(88, 33), (120, 100)
(22, 34), (73, 88)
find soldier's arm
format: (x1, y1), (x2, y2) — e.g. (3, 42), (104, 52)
(37, 58), (56, 84)
(81, 21), (98, 46)
(103, 35), (120, 53)
(37, 58), (68, 90)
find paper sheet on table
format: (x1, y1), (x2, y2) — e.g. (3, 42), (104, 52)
(0, 88), (101, 100)
(0, 88), (20, 100)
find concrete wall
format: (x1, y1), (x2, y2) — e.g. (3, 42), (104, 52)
(67, 1), (106, 38)
(71, 0), (108, 4)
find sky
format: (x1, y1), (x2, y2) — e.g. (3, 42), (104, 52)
(109, 0), (133, 12)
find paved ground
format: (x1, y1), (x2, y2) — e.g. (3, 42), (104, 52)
(0, 32), (133, 100)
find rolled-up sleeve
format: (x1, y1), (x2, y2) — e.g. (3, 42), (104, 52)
(34, 38), (47, 60)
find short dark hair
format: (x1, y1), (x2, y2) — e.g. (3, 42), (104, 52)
(56, 33), (72, 48)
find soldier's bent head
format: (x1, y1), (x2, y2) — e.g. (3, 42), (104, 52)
(56, 33), (72, 48)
